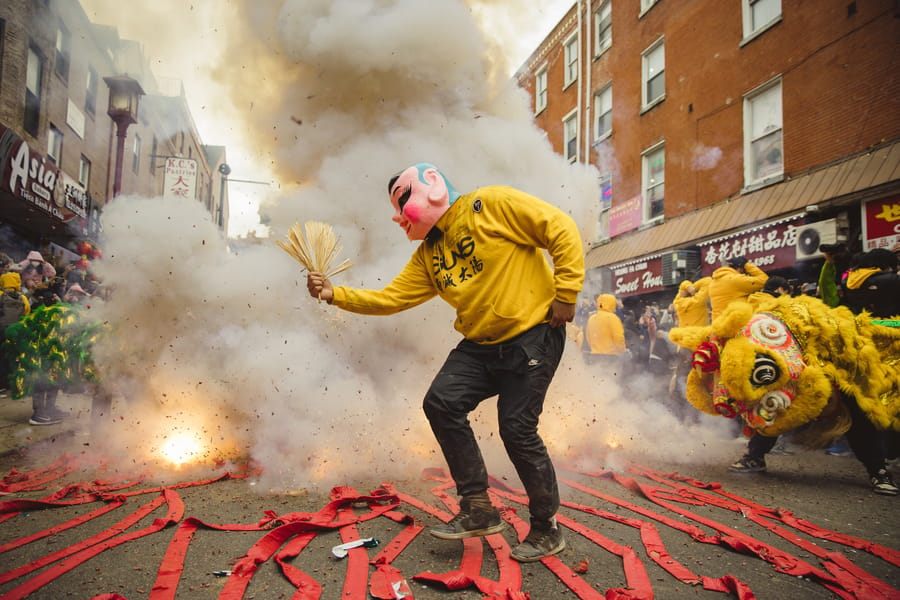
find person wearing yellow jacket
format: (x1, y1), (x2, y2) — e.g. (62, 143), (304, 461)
(672, 277), (711, 328)
(1, 272), (31, 395)
(307, 162), (584, 563)
(708, 257), (768, 320)
(585, 294), (625, 367)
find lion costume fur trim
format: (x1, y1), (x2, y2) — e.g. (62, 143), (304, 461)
(669, 294), (900, 435)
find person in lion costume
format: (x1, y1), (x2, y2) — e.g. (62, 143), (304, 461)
(669, 293), (900, 495)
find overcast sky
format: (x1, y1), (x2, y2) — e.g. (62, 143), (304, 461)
(79, 0), (573, 238)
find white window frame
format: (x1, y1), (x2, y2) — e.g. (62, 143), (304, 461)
(640, 0), (660, 16)
(743, 78), (784, 188)
(642, 142), (665, 223)
(47, 124), (63, 165)
(595, 1), (612, 56)
(79, 155), (91, 187)
(54, 24), (70, 81)
(25, 45), (43, 136)
(535, 65), (548, 114)
(563, 109), (579, 163)
(594, 84), (612, 141)
(563, 33), (579, 88)
(741, 0), (782, 41)
(641, 37), (665, 110)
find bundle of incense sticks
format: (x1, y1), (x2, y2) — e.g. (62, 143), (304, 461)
(276, 221), (353, 278)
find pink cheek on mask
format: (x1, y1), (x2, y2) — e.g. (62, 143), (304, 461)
(402, 203), (422, 224)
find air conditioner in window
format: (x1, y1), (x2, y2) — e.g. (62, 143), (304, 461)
(662, 249), (699, 285)
(795, 219), (840, 260)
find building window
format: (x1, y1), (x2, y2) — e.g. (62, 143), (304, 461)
(79, 155), (91, 187)
(594, 84), (612, 141)
(132, 134), (141, 173)
(642, 39), (665, 109)
(563, 33), (578, 88)
(744, 79), (783, 185)
(563, 110), (578, 163)
(595, 1), (612, 55)
(54, 24), (70, 81)
(24, 45), (44, 136)
(47, 124), (63, 165)
(85, 66), (98, 115)
(642, 144), (665, 222)
(742, 0), (781, 39)
(597, 173), (612, 242)
(535, 66), (548, 114)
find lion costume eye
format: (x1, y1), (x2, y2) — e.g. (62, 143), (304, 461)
(750, 353), (780, 386)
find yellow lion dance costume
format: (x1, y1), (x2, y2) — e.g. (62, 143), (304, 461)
(669, 294), (900, 441)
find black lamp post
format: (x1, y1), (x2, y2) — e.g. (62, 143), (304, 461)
(217, 163), (231, 228)
(104, 75), (145, 197)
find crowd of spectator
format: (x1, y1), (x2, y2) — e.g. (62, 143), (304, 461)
(0, 244), (103, 425)
(571, 241), (900, 494)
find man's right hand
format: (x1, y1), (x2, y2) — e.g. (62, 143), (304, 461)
(307, 271), (334, 302)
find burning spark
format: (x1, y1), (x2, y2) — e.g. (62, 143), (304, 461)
(160, 431), (206, 467)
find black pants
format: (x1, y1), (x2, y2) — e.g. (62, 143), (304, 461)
(749, 392), (888, 476)
(423, 323), (564, 522)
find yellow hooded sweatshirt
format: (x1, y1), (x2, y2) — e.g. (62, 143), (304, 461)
(331, 186), (585, 344)
(708, 262), (768, 320)
(585, 294), (625, 355)
(0, 272), (31, 318)
(672, 277), (711, 328)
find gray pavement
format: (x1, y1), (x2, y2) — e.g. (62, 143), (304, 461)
(0, 390), (94, 458)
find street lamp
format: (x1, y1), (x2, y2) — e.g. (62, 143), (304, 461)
(104, 75), (145, 197)
(217, 162), (231, 228)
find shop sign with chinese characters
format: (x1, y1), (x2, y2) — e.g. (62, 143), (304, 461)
(163, 158), (198, 200)
(698, 217), (802, 277)
(861, 195), (900, 251)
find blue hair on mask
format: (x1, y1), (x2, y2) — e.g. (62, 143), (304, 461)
(412, 162), (461, 205)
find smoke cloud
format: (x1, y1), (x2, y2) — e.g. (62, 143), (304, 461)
(79, 0), (738, 490)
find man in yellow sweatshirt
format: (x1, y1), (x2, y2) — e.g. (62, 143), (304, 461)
(307, 162), (584, 562)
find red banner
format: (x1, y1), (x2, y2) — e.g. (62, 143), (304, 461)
(610, 255), (665, 297)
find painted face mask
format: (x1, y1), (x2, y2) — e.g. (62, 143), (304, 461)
(388, 163), (460, 241)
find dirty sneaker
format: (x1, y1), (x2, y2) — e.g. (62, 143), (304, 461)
(430, 497), (505, 540)
(28, 414), (62, 426)
(511, 518), (566, 563)
(870, 469), (899, 496)
(729, 455), (766, 473)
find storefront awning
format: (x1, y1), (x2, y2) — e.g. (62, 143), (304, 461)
(585, 139), (900, 270)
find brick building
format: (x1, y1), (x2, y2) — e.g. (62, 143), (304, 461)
(0, 0), (228, 266)
(515, 0), (900, 307)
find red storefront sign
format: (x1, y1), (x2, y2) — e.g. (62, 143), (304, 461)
(610, 255), (665, 297)
(609, 194), (642, 237)
(0, 126), (90, 234)
(698, 217), (802, 277)
(861, 195), (900, 251)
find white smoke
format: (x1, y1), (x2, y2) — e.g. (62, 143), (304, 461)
(80, 0), (740, 490)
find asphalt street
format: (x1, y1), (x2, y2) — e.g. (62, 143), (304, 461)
(0, 395), (897, 599)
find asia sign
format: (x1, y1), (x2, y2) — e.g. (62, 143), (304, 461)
(698, 217), (802, 277)
(0, 126), (91, 234)
(163, 158), (198, 200)
(861, 195), (900, 251)
(610, 255), (665, 297)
